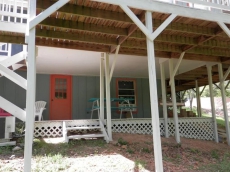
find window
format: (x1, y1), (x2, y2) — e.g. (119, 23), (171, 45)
(116, 79), (137, 111)
(55, 78), (67, 99)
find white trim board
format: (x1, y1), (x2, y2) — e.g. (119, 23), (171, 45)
(91, 0), (230, 24)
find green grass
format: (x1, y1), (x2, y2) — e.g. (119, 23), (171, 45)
(126, 148), (134, 154)
(0, 145), (13, 154)
(32, 153), (72, 172)
(142, 147), (151, 153)
(202, 113), (229, 128)
(211, 150), (219, 159)
(199, 155), (230, 172)
(117, 138), (128, 145)
(135, 160), (146, 170)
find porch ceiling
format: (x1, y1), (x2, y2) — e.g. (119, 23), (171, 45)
(1, 0), (230, 92)
(166, 64), (230, 93)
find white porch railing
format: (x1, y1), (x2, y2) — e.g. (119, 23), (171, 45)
(0, 0), (28, 22)
(34, 117), (215, 140)
(0, 0), (229, 32)
(0, 0), (28, 33)
(160, 0), (230, 13)
(0, 43), (8, 54)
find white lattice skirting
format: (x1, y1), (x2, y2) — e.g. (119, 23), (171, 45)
(34, 118), (214, 140)
(168, 117), (214, 140)
(34, 120), (100, 137)
(111, 118), (214, 140)
(111, 118), (165, 136)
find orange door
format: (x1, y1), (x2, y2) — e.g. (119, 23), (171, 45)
(50, 75), (72, 120)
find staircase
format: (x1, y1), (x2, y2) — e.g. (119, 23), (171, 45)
(62, 119), (109, 143)
(0, 43), (27, 122)
(218, 128), (227, 142)
(0, 43), (27, 76)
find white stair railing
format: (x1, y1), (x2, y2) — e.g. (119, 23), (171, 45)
(0, 0), (28, 23)
(0, 43), (8, 54)
(0, 42), (27, 121)
(98, 117), (109, 143)
(161, 0), (230, 13)
(0, 0), (28, 33)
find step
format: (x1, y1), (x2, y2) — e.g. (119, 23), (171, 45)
(218, 129), (226, 133)
(66, 126), (101, 130)
(0, 139), (10, 143)
(68, 133), (105, 139)
(0, 141), (16, 147)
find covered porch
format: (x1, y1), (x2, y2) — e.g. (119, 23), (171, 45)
(1, 0), (230, 171)
(34, 117), (214, 141)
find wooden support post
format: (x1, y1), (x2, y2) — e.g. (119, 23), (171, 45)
(169, 52), (185, 85)
(169, 59), (180, 143)
(105, 53), (112, 141)
(218, 63), (230, 145)
(195, 80), (202, 117)
(145, 11), (163, 172)
(7, 43), (11, 57)
(207, 65), (218, 143)
(100, 57), (104, 120)
(160, 62), (168, 138)
(110, 45), (120, 82)
(24, 0), (36, 171)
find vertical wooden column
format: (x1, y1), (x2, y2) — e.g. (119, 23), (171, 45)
(207, 65), (218, 143)
(100, 57), (104, 120)
(7, 43), (12, 57)
(218, 63), (230, 145)
(145, 11), (163, 172)
(195, 80), (202, 117)
(160, 62), (168, 138)
(105, 53), (112, 141)
(24, 0), (36, 171)
(169, 59), (180, 143)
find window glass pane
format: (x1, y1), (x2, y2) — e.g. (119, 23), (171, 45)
(55, 78), (67, 99)
(118, 81), (134, 89)
(117, 79), (136, 109)
(119, 96), (135, 104)
(119, 90), (135, 95)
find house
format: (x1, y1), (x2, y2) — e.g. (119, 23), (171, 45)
(1, 0), (230, 171)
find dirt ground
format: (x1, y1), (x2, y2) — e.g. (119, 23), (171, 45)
(113, 133), (230, 171)
(1, 133), (230, 172)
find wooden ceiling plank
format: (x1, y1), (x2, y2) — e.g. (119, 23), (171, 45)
(39, 19), (230, 50)
(36, 1), (132, 23)
(36, 39), (110, 52)
(36, 29), (117, 45)
(40, 18), (128, 36)
(113, 12), (145, 53)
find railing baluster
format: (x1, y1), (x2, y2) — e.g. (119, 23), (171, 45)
(14, 0), (16, 22)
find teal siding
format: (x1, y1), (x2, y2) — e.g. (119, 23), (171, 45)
(0, 72), (163, 120)
(36, 74), (50, 120)
(0, 71), (50, 120)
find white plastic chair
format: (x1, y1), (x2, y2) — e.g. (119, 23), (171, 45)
(35, 101), (46, 121)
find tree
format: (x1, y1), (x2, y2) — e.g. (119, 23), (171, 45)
(185, 89), (196, 110)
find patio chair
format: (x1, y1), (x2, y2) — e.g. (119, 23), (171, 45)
(35, 101), (46, 121)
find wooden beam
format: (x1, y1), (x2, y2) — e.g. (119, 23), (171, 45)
(112, 12), (145, 53)
(36, 30), (230, 57)
(38, 18), (230, 51)
(1, 33), (230, 62)
(36, 38), (110, 52)
(30, 0), (69, 29)
(36, 1), (132, 23)
(36, 29), (117, 45)
(169, 73), (230, 92)
(40, 18), (128, 36)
